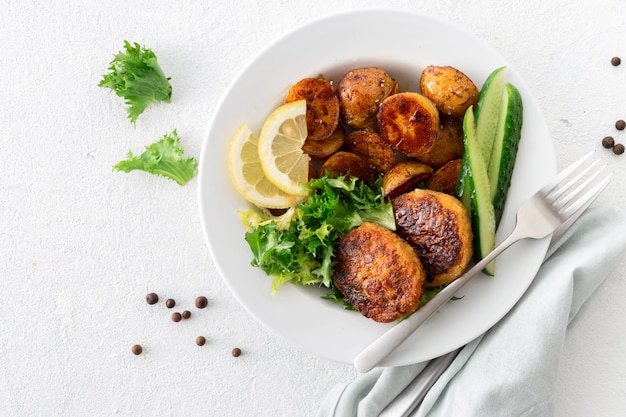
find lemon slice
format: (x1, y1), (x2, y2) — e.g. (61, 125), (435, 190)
(257, 100), (311, 196)
(228, 124), (305, 209)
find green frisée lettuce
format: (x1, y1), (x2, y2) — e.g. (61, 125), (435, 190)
(243, 174), (395, 293)
(113, 129), (198, 185)
(98, 40), (172, 123)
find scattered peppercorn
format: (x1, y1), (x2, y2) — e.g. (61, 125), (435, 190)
(171, 312), (182, 322)
(146, 293), (159, 305)
(602, 136), (615, 148)
(613, 143), (625, 155)
(616, 120), (626, 130)
(611, 56), (621, 66)
(182, 310), (191, 319)
(232, 347), (242, 357)
(196, 336), (206, 346)
(132, 344), (143, 355)
(195, 296), (208, 309)
(165, 299), (176, 308)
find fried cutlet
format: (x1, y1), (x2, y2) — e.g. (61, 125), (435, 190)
(393, 189), (473, 287)
(332, 222), (426, 323)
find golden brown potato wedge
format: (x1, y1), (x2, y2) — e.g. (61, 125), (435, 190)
(419, 65), (479, 118)
(337, 67), (398, 131)
(302, 123), (345, 160)
(319, 151), (371, 182)
(285, 77), (340, 141)
(344, 130), (396, 175)
(393, 189), (473, 287)
(382, 161), (433, 199)
(414, 115), (464, 168)
(377, 92), (439, 157)
(426, 158), (462, 195)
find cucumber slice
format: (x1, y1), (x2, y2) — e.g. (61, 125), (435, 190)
(462, 106), (496, 275)
(456, 67), (506, 212)
(475, 66), (506, 163)
(488, 83), (523, 225)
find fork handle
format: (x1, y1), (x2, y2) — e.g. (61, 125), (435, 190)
(353, 226), (525, 373)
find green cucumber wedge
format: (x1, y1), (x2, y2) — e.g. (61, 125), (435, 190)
(461, 106), (496, 275)
(488, 83), (523, 225)
(456, 66), (507, 212)
(475, 66), (506, 163)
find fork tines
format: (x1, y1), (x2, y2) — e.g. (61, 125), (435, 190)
(542, 152), (612, 216)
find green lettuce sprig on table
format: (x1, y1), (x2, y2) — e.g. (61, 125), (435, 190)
(113, 129), (198, 185)
(98, 40), (172, 123)
(243, 174), (396, 293)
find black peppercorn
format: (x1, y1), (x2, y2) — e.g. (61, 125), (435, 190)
(195, 296), (208, 309)
(602, 136), (615, 148)
(182, 310), (191, 319)
(146, 293), (159, 305)
(171, 312), (182, 322)
(196, 336), (206, 346)
(232, 347), (242, 357)
(613, 143), (625, 155)
(612, 56), (621, 66)
(165, 299), (176, 309)
(132, 344), (143, 355)
(616, 120), (626, 131)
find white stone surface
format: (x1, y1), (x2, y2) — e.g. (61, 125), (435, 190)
(2, 0), (625, 415)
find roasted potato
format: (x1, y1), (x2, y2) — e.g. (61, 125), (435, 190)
(419, 65), (479, 118)
(308, 162), (318, 180)
(344, 130), (395, 175)
(426, 158), (462, 195)
(414, 115), (465, 168)
(333, 222), (427, 323)
(319, 151), (371, 182)
(302, 123), (345, 160)
(285, 77), (340, 141)
(377, 92), (439, 157)
(337, 67), (398, 130)
(393, 189), (473, 287)
(382, 161), (433, 199)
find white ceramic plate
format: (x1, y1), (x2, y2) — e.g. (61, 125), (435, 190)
(198, 9), (556, 366)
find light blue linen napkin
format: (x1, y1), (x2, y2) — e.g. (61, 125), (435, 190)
(318, 206), (626, 417)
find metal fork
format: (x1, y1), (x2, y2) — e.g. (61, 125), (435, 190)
(354, 152), (612, 374)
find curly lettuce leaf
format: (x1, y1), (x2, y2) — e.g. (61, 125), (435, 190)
(244, 174), (395, 292)
(113, 129), (198, 185)
(99, 40), (172, 123)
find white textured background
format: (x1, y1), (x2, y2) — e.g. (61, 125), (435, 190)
(2, 0), (625, 416)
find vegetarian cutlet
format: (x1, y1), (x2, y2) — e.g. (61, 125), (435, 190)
(393, 189), (473, 287)
(332, 221), (426, 323)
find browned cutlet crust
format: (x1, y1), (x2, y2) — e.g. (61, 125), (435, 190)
(393, 189), (473, 287)
(332, 222), (426, 323)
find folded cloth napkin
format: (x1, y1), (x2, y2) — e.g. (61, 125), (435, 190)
(317, 206), (626, 417)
